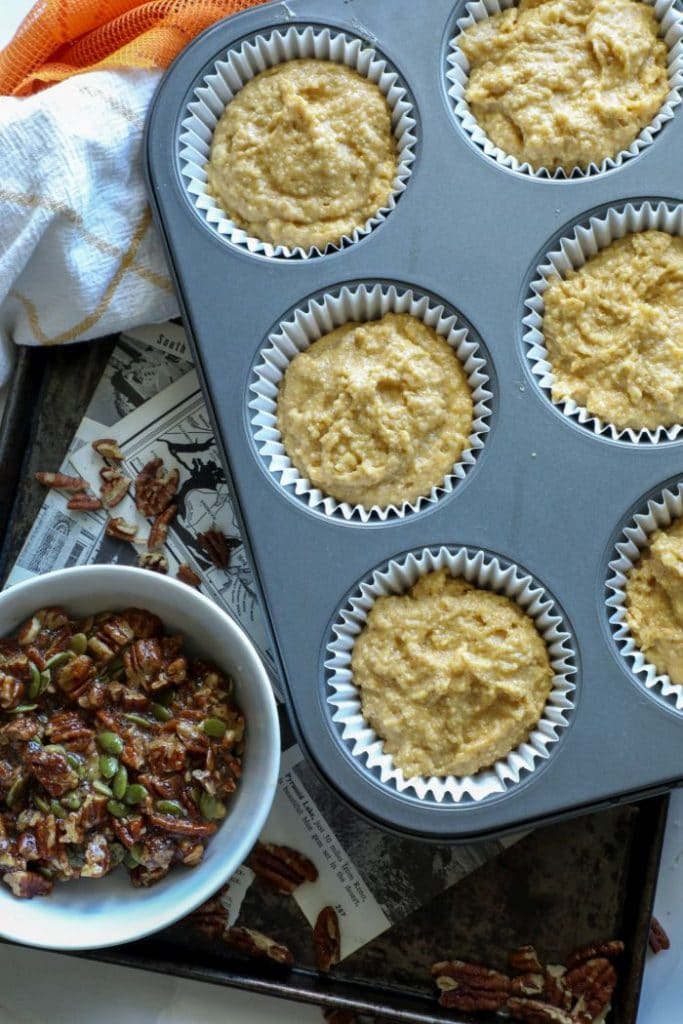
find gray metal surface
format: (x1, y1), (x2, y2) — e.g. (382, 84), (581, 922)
(145, 0), (683, 838)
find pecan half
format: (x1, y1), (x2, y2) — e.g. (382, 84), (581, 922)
(313, 906), (341, 972)
(565, 958), (617, 1024)
(92, 438), (125, 461)
(138, 553), (168, 575)
(135, 458), (179, 517)
(67, 492), (103, 512)
(99, 469), (131, 509)
(510, 946), (544, 974)
(224, 926), (294, 966)
(431, 960), (511, 1012)
(649, 916), (670, 954)
(507, 997), (573, 1023)
(189, 893), (226, 939)
(176, 563), (201, 589)
(147, 504), (177, 550)
(566, 940), (624, 970)
(197, 528), (233, 569)
(512, 973), (545, 997)
(35, 472), (88, 492)
(26, 747), (79, 797)
(248, 841), (319, 893)
(105, 517), (138, 542)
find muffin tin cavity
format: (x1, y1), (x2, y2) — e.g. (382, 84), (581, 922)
(249, 283), (493, 522)
(522, 199), (683, 444)
(178, 26), (417, 259)
(324, 546), (577, 804)
(445, 0), (683, 179)
(607, 480), (683, 713)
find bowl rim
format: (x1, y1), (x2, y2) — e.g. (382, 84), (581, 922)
(0, 565), (281, 950)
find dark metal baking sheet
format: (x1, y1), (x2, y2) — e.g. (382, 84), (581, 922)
(144, 0), (683, 840)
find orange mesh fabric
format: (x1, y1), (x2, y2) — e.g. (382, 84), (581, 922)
(0, 0), (267, 97)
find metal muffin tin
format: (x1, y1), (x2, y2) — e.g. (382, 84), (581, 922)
(145, 0), (683, 840)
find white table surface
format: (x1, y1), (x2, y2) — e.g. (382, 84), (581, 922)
(1, 1), (682, 1020)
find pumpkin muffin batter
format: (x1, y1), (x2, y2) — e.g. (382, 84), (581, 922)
(459, 0), (669, 172)
(627, 517), (683, 684)
(351, 570), (554, 777)
(543, 231), (683, 430)
(276, 313), (474, 509)
(207, 59), (397, 249)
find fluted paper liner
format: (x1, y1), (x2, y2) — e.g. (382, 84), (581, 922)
(325, 546), (577, 803)
(523, 200), (683, 443)
(179, 26), (417, 258)
(446, 0), (683, 179)
(249, 284), (492, 522)
(607, 482), (683, 710)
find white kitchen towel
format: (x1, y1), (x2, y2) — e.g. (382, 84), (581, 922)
(0, 66), (178, 401)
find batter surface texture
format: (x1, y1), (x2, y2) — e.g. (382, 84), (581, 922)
(351, 570), (554, 778)
(459, 0), (669, 172)
(207, 59), (397, 249)
(543, 231), (683, 430)
(277, 313), (474, 509)
(627, 517), (683, 685)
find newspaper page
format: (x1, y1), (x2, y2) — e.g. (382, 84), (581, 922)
(4, 323), (519, 958)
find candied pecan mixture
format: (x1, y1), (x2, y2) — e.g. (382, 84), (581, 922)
(0, 605), (244, 898)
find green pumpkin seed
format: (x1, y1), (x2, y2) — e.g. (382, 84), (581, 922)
(33, 792), (51, 813)
(151, 703), (172, 723)
(37, 866), (53, 879)
(199, 792), (227, 820)
(201, 718), (227, 739)
(61, 790), (82, 811)
(43, 744), (66, 755)
(6, 777), (25, 809)
(9, 704), (38, 714)
(123, 843), (143, 870)
(99, 755), (119, 779)
(106, 799), (128, 818)
(93, 779), (113, 797)
(122, 712), (153, 729)
(69, 633), (88, 655)
(97, 731), (124, 756)
(50, 799), (67, 819)
(112, 766), (128, 800)
(44, 650), (72, 670)
(28, 662), (42, 699)
(124, 784), (148, 805)
(39, 670), (51, 694)
(155, 799), (186, 818)
(65, 752), (82, 771)
(109, 842), (126, 868)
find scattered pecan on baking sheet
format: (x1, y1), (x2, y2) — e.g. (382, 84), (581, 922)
(0, 606), (244, 897)
(248, 841), (319, 893)
(648, 916), (670, 954)
(224, 925), (294, 965)
(35, 472), (88, 492)
(138, 553), (169, 574)
(313, 905), (341, 972)
(92, 439), (125, 461)
(134, 458), (179, 517)
(196, 527), (235, 570)
(176, 564), (201, 589)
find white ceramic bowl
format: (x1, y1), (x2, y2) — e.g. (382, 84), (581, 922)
(0, 565), (280, 950)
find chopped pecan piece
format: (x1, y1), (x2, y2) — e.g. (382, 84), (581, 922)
(224, 926), (294, 966)
(248, 841), (319, 893)
(197, 527), (233, 569)
(54, 655), (96, 698)
(510, 945), (544, 974)
(649, 916), (670, 954)
(27, 747), (79, 797)
(565, 958), (616, 1024)
(81, 834), (110, 878)
(134, 458), (179, 517)
(67, 492), (103, 511)
(176, 563), (201, 589)
(138, 553), (169, 574)
(105, 517), (138, 542)
(45, 710), (94, 751)
(512, 973), (545, 996)
(431, 960), (511, 1012)
(313, 906), (341, 972)
(148, 504), (177, 550)
(2, 870), (53, 898)
(99, 469), (131, 509)
(35, 472), (88, 492)
(92, 438), (125, 461)
(544, 965), (571, 1009)
(0, 674), (24, 710)
(507, 997), (573, 1023)
(566, 940), (624, 970)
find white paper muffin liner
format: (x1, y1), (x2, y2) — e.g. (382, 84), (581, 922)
(178, 26), (417, 258)
(324, 546), (577, 803)
(446, 0), (683, 179)
(522, 200), (683, 443)
(607, 481), (683, 711)
(249, 284), (492, 522)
